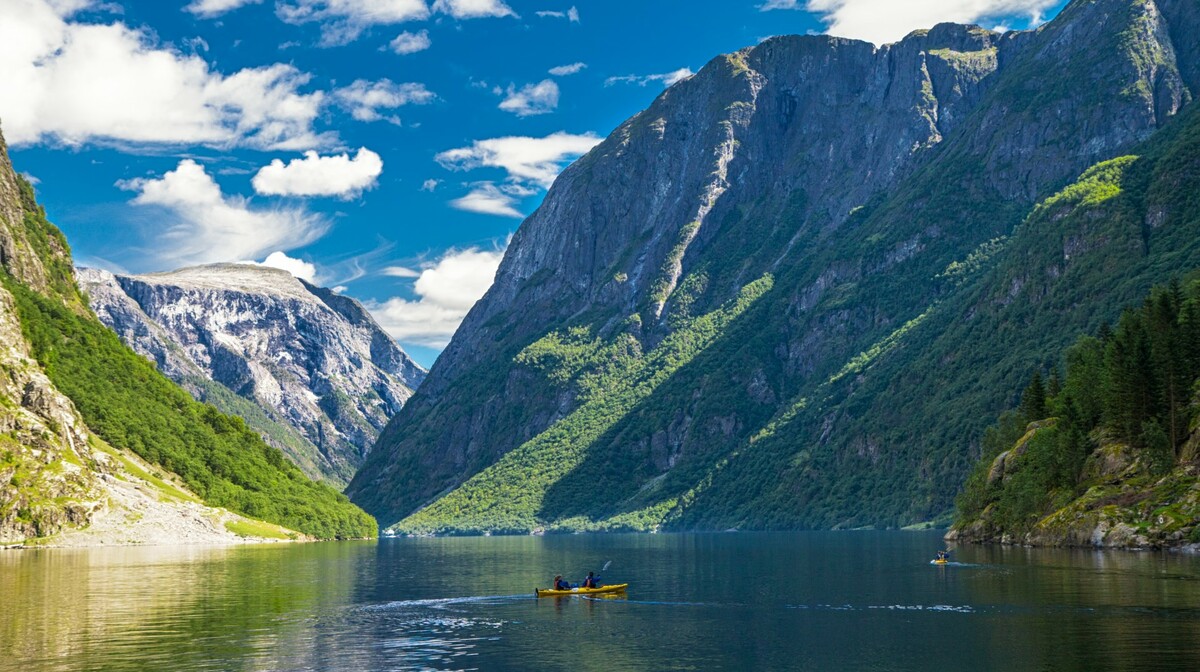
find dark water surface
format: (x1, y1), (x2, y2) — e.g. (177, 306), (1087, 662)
(2, 531), (1199, 671)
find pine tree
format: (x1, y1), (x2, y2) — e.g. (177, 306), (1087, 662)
(1020, 370), (1048, 422)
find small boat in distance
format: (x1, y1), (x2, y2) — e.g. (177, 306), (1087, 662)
(535, 583), (629, 598)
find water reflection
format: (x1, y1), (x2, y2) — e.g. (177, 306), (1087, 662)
(0, 533), (1197, 671)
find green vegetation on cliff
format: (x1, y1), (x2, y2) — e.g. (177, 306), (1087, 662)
(954, 277), (1200, 546)
(397, 275), (773, 534)
(0, 179), (376, 540)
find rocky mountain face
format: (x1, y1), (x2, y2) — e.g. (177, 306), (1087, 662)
(350, 0), (1200, 534)
(79, 265), (425, 486)
(0, 132), (303, 545)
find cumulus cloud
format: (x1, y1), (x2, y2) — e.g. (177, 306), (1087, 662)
(605, 68), (694, 88)
(498, 79), (559, 117)
(435, 131), (600, 188)
(0, 0), (328, 149)
(252, 148), (383, 198)
(119, 159), (328, 267)
(536, 6), (578, 21)
(367, 247), (504, 347)
(421, 178), (441, 191)
(389, 29), (431, 54)
(548, 62), (586, 76)
(255, 250), (317, 282)
(433, 0), (516, 19)
(334, 79), (435, 123)
(185, 0), (261, 18)
(765, 0), (1058, 45)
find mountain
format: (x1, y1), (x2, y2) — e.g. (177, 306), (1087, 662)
(0, 129), (374, 543)
(79, 264), (425, 486)
(349, 0), (1200, 534)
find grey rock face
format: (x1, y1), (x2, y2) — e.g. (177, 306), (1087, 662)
(79, 264), (425, 485)
(351, 0), (1199, 527)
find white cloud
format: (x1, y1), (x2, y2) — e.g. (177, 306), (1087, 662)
(536, 6), (578, 21)
(185, 0), (261, 18)
(605, 68), (694, 88)
(435, 131), (602, 187)
(334, 79), (435, 123)
(498, 79), (559, 117)
(276, 0), (431, 46)
(448, 182), (524, 218)
(382, 265), (421, 277)
(432, 0), (516, 19)
(548, 62), (586, 76)
(367, 247), (504, 347)
(252, 148), (383, 198)
(255, 251), (317, 282)
(0, 1), (328, 149)
(120, 159), (328, 267)
(768, 0), (1058, 45)
(421, 178), (441, 191)
(389, 29), (431, 54)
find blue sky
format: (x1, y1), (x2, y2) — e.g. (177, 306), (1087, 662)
(2, 0), (1066, 368)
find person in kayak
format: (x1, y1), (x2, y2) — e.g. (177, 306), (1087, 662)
(553, 575), (571, 590)
(582, 572), (600, 589)
(935, 550), (951, 562)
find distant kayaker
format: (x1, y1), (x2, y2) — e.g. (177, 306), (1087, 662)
(935, 550), (951, 562)
(553, 575), (570, 590)
(582, 572), (600, 589)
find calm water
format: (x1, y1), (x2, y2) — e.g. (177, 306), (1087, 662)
(2, 532), (1198, 671)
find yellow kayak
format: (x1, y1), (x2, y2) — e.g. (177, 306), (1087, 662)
(931, 559), (949, 565)
(535, 583), (628, 597)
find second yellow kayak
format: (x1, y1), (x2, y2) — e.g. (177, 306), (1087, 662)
(535, 583), (628, 597)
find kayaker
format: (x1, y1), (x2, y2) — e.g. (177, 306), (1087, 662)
(582, 572), (600, 589)
(553, 575), (571, 590)
(935, 550), (951, 562)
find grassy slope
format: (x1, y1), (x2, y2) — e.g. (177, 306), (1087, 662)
(2, 177), (375, 540)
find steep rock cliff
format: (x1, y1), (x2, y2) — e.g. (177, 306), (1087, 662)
(79, 265), (425, 486)
(351, 0), (1200, 533)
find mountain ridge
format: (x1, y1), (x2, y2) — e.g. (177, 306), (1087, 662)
(351, 0), (1200, 534)
(80, 263), (425, 486)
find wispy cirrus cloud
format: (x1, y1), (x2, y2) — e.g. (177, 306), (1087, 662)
(605, 67), (694, 88)
(548, 62), (586, 76)
(535, 6), (578, 21)
(447, 182), (526, 218)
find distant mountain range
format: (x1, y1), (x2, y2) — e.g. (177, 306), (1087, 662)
(347, 0), (1200, 535)
(80, 265), (425, 486)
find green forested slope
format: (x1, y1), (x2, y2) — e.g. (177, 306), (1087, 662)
(951, 276), (1200, 548)
(2, 175), (375, 540)
(683, 103), (1200, 530)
